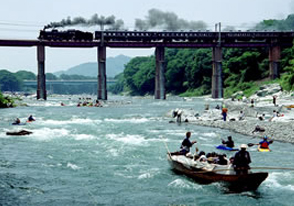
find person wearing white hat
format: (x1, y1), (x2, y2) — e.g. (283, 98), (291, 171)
(233, 144), (251, 175)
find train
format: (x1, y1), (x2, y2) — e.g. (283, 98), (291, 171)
(38, 29), (288, 42)
(38, 29), (217, 42)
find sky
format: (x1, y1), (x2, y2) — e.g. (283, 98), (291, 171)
(0, 0), (294, 74)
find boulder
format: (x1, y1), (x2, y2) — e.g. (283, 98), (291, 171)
(255, 83), (282, 97)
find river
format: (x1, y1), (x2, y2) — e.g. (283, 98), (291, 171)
(0, 95), (294, 206)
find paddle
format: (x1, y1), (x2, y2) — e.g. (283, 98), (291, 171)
(247, 143), (258, 147)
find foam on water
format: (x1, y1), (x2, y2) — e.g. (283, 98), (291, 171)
(72, 134), (96, 141)
(202, 132), (218, 137)
(67, 163), (81, 170)
(138, 168), (160, 180)
(105, 133), (147, 145)
(28, 128), (70, 141)
(168, 179), (203, 190)
(265, 172), (294, 191)
(104, 118), (150, 123)
(40, 118), (102, 125)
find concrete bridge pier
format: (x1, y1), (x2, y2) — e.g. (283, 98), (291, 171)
(269, 44), (281, 79)
(97, 46), (107, 100)
(211, 46), (223, 99)
(37, 45), (47, 100)
(155, 47), (166, 99)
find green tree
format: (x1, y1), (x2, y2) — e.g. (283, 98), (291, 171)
(0, 70), (22, 91)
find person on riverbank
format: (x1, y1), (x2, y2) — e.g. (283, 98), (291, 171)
(269, 110), (277, 122)
(273, 95), (277, 106)
(238, 111), (245, 121)
(171, 132), (197, 156)
(221, 106), (228, 121)
(258, 136), (273, 149)
(222, 136), (235, 148)
(233, 144), (251, 175)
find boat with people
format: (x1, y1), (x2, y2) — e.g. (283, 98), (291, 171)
(167, 154), (268, 192)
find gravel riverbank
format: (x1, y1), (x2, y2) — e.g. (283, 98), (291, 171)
(169, 89), (294, 144)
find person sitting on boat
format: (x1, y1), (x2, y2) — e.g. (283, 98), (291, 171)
(13, 118), (21, 125)
(222, 136), (234, 148)
(216, 154), (229, 165)
(258, 136), (273, 149)
(28, 115), (35, 122)
(171, 132), (197, 156)
(196, 151), (207, 162)
(233, 144), (251, 175)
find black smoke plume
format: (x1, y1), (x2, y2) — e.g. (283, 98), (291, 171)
(135, 9), (207, 31)
(44, 14), (124, 30)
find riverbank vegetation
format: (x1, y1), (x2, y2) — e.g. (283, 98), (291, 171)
(0, 90), (14, 108)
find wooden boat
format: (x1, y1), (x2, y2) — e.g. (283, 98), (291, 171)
(167, 154), (268, 192)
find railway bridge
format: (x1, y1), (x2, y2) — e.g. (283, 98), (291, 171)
(1, 30), (293, 100)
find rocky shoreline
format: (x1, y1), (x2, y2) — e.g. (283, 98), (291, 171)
(169, 84), (294, 144)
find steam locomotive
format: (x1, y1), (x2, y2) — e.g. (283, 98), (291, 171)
(38, 29), (93, 41)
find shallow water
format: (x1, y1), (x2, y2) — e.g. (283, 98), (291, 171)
(0, 95), (294, 206)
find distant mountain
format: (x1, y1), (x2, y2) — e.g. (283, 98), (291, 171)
(54, 55), (131, 78)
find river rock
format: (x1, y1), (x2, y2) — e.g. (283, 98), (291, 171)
(255, 83), (282, 97)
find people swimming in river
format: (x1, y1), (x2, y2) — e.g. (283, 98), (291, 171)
(61, 102), (65, 106)
(170, 132), (197, 156)
(222, 136), (235, 148)
(13, 118), (21, 125)
(258, 136), (273, 149)
(252, 125), (265, 133)
(233, 144), (251, 175)
(28, 115), (35, 122)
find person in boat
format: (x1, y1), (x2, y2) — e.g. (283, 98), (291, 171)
(196, 151), (207, 162)
(233, 144), (251, 175)
(28, 115), (35, 122)
(171, 132), (197, 156)
(222, 136), (235, 148)
(258, 136), (273, 149)
(216, 154), (229, 165)
(13, 118), (21, 125)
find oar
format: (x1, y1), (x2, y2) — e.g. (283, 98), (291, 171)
(251, 167), (294, 171)
(160, 136), (172, 157)
(247, 143), (258, 147)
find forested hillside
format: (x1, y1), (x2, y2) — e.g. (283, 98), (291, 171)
(109, 14), (294, 97)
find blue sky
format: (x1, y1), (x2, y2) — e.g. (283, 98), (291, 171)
(0, 0), (293, 73)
